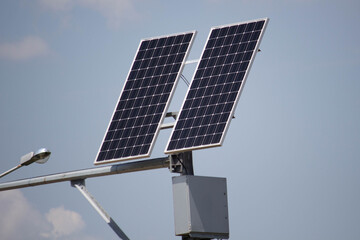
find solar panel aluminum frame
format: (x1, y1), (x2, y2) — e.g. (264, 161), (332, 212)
(164, 18), (269, 154)
(94, 30), (197, 165)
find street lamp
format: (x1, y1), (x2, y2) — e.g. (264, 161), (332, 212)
(0, 148), (51, 179)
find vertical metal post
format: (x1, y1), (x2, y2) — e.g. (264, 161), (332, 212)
(179, 152), (199, 240)
(171, 152), (212, 240)
(181, 237), (211, 240)
(179, 151), (194, 176)
(170, 151), (194, 176)
(71, 179), (130, 240)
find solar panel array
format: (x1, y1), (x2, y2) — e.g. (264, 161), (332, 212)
(94, 31), (196, 164)
(165, 18), (268, 154)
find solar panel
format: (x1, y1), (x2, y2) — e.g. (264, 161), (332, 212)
(95, 31), (196, 164)
(165, 18), (268, 154)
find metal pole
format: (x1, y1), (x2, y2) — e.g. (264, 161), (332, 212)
(179, 152), (194, 176)
(0, 165), (22, 178)
(0, 157), (169, 192)
(71, 179), (130, 240)
(170, 152), (194, 175)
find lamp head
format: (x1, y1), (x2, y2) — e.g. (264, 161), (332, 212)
(20, 148), (51, 166)
(33, 148), (51, 164)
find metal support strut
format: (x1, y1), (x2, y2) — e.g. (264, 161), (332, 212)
(71, 179), (130, 240)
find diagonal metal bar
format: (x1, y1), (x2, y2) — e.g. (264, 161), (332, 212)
(0, 164), (22, 179)
(72, 179), (130, 240)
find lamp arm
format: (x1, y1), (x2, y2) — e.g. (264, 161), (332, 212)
(0, 165), (22, 179)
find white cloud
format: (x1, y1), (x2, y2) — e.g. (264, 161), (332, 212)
(78, 0), (138, 28)
(38, 0), (138, 29)
(38, 0), (73, 11)
(43, 206), (85, 238)
(0, 36), (50, 61)
(0, 190), (50, 239)
(0, 190), (97, 240)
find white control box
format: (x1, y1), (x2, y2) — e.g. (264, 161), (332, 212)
(172, 175), (229, 239)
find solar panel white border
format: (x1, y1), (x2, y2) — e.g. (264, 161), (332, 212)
(164, 18), (269, 154)
(94, 30), (197, 165)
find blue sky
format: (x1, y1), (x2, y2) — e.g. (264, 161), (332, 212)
(0, 0), (359, 239)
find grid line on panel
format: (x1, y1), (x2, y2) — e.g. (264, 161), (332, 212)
(166, 19), (268, 153)
(95, 31), (195, 164)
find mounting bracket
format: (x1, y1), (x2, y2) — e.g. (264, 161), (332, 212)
(170, 151), (194, 175)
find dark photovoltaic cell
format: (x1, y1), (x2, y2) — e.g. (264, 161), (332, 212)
(95, 31), (196, 164)
(165, 18), (268, 154)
